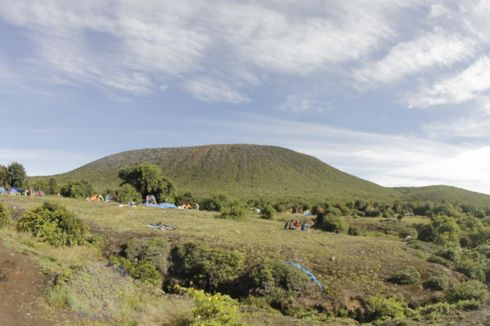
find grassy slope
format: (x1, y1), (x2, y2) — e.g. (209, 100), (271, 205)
(396, 185), (490, 209)
(34, 144), (399, 202)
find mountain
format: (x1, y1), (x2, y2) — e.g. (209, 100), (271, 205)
(37, 144), (399, 201)
(395, 185), (490, 209)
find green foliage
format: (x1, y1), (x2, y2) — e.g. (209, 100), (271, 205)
(200, 193), (230, 212)
(183, 287), (245, 326)
(365, 295), (406, 322)
(248, 260), (308, 295)
(315, 214), (348, 234)
(388, 266), (421, 285)
(7, 162), (27, 189)
(175, 192), (196, 206)
(446, 280), (489, 305)
(0, 165), (8, 188)
(110, 256), (161, 285)
(218, 200), (248, 220)
(119, 163), (175, 202)
(423, 275), (451, 291)
(60, 180), (94, 199)
(125, 237), (170, 273)
(17, 202), (90, 246)
(455, 258), (486, 281)
(171, 242), (245, 292)
(431, 215), (461, 246)
(0, 202), (12, 228)
(259, 204), (275, 220)
(115, 184), (141, 204)
(399, 227), (418, 239)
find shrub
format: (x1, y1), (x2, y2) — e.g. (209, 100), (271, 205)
(348, 226), (360, 236)
(388, 266), (421, 285)
(260, 204), (275, 220)
(17, 202), (90, 246)
(365, 295), (406, 322)
(199, 194), (229, 212)
(60, 180), (94, 199)
(115, 184), (141, 204)
(218, 200), (248, 220)
(110, 256), (162, 285)
(431, 215), (461, 246)
(170, 242), (245, 292)
(316, 214), (348, 234)
(0, 203), (12, 228)
(248, 260), (309, 296)
(435, 248), (461, 262)
(446, 280), (489, 305)
(182, 287), (244, 326)
(125, 237), (170, 273)
(399, 227), (418, 239)
(423, 275), (451, 291)
(455, 259), (486, 281)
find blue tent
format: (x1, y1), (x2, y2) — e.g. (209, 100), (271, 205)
(8, 187), (20, 194)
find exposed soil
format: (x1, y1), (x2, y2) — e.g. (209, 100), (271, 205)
(0, 242), (54, 326)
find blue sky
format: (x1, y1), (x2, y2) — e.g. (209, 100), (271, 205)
(1, 1), (490, 193)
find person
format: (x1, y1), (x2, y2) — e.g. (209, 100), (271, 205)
(301, 221), (310, 231)
(293, 220), (301, 229)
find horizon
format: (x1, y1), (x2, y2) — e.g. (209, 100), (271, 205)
(1, 1), (490, 194)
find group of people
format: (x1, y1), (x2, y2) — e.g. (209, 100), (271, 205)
(284, 219), (311, 231)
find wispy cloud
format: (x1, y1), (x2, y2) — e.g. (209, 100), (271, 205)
(184, 77), (251, 104)
(408, 56), (490, 108)
(280, 94), (331, 113)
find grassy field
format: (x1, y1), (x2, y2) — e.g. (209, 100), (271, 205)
(1, 195), (477, 325)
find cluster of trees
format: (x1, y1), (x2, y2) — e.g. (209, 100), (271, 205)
(0, 162), (27, 189)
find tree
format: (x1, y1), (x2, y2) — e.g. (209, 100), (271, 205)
(0, 165), (8, 188)
(431, 215), (461, 246)
(60, 180), (94, 199)
(47, 178), (58, 195)
(7, 162), (27, 189)
(116, 184), (141, 203)
(119, 163), (175, 202)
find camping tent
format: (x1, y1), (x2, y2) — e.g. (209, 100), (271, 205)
(8, 187), (21, 195)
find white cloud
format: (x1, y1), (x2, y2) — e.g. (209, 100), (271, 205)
(407, 56), (490, 108)
(184, 77), (251, 104)
(355, 30), (473, 85)
(280, 94), (331, 113)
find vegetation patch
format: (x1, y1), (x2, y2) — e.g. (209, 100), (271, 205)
(0, 203), (12, 228)
(364, 295), (406, 323)
(446, 280), (489, 306)
(388, 266), (421, 285)
(16, 202), (91, 246)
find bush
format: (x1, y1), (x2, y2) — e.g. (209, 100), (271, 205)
(170, 242), (245, 292)
(446, 280), (489, 305)
(199, 194), (230, 212)
(435, 248), (461, 262)
(115, 184), (141, 204)
(17, 202), (90, 246)
(0, 203), (12, 228)
(125, 237), (170, 273)
(388, 266), (421, 285)
(260, 204), (275, 220)
(218, 200), (248, 220)
(431, 215), (461, 246)
(423, 275), (451, 291)
(348, 226), (360, 236)
(182, 287), (244, 326)
(399, 227), (418, 239)
(316, 214), (348, 234)
(248, 260), (309, 296)
(60, 180), (94, 199)
(455, 259), (486, 281)
(365, 295), (406, 322)
(109, 256), (161, 285)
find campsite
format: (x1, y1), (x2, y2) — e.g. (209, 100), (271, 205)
(0, 145), (489, 325)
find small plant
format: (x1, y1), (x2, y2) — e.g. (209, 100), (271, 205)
(446, 280), (489, 305)
(181, 287), (245, 326)
(365, 295), (406, 322)
(423, 275), (451, 291)
(388, 266), (420, 285)
(0, 202), (12, 228)
(399, 227), (418, 239)
(260, 204), (275, 220)
(17, 202), (90, 246)
(316, 214), (348, 234)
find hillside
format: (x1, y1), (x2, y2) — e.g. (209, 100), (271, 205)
(396, 185), (490, 209)
(36, 144), (398, 202)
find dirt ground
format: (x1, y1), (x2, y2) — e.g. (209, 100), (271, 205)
(0, 242), (55, 326)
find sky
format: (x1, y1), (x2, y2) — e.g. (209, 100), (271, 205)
(0, 0), (490, 194)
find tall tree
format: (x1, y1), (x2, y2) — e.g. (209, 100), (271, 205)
(7, 162), (27, 189)
(119, 163), (175, 202)
(0, 165), (8, 188)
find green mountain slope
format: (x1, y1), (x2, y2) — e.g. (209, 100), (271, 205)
(395, 185), (490, 209)
(38, 144), (399, 201)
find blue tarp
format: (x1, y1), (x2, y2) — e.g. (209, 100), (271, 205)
(287, 261), (324, 291)
(144, 202), (177, 209)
